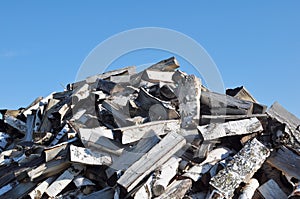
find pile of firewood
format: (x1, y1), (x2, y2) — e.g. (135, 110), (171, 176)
(0, 57), (299, 199)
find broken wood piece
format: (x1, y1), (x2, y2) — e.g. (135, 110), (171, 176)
(226, 86), (257, 103)
(70, 145), (112, 166)
(106, 131), (160, 178)
(155, 179), (192, 199)
(209, 138), (270, 199)
(198, 117), (263, 141)
(79, 127), (123, 156)
(49, 123), (70, 146)
(267, 146), (300, 180)
(258, 179), (287, 199)
(142, 70), (174, 83)
(238, 178), (259, 199)
(152, 156), (181, 196)
(4, 115), (26, 134)
(0, 181), (36, 199)
(45, 165), (83, 197)
(117, 131), (186, 192)
(28, 176), (56, 199)
(134, 175), (153, 199)
(174, 72), (201, 129)
(267, 102), (300, 151)
(73, 176), (95, 188)
(82, 187), (115, 199)
(115, 119), (179, 144)
(24, 114), (35, 142)
(183, 147), (232, 182)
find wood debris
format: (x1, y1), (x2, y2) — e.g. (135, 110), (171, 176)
(0, 57), (298, 198)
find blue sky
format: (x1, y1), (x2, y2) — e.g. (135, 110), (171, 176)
(0, 1), (299, 117)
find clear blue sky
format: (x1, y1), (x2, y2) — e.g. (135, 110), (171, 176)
(0, 1), (299, 117)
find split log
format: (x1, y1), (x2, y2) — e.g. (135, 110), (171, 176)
(70, 145), (112, 166)
(173, 71), (201, 129)
(198, 117), (263, 141)
(106, 131), (160, 178)
(257, 179), (287, 199)
(142, 70), (174, 83)
(226, 86), (257, 103)
(45, 165), (84, 197)
(209, 138), (270, 198)
(134, 175), (153, 199)
(267, 146), (300, 180)
(238, 178), (259, 199)
(183, 147), (232, 182)
(152, 156), (181, 196)
(155, 179), (192, 199)
(117, 131), (186, 192)
(114, 120), (179, 144)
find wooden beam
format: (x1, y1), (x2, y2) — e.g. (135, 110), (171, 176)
(114, 119), (179, 144)
(70, 145), (112, 166)
(198, 117), (263, 141)
(155, 179), (192, 199)
(257, 179), (287, 199)
(117, 131), (186, 192)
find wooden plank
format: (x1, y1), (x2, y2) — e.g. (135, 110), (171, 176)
(257, 179), (287, 199)
(0, 181), (37, 199)
(142, 70), (174, 83)
(117, 131), (186, 192)
(45, 165), (83, 197)
(79, 127), (123, 156)
(82, 187), (114, 199)
(198, 117), (263, 141)
(267, 146), (300, 180)
(28, 177), (56, 199)
(209, 138), (270, 199)
(24, 114), (35, 142)
(174, 71), (201, 129)
(4, 115), (26, 135)
(106, 132), (160, 178)
(148, 57), (180, 72)
(115, 120), (179, 144)
(70, 145), (112, 166)
(49, 124), (70, 146)
(201, 91), (254, 115)
(155, 179), (192, 199)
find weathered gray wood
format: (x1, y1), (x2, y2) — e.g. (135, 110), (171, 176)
(70, 145), (112, 166)
(135, 87), (179, 122)
(201, 113), (267, 121)
(238, 178), (259, 199)
(155, 179), (192, 199)
(267, 102), (300, 150)
(152, 156), (181, 196)
(267, 146), (300, 180)
(39, 98), (60, 132)
(142, 70), (174, 83)
(198, 117), (263, 141)
(27, 158), (70, 181)
(0, 181), (37, 199)
(115, 119), (179, 144)
(183, 147), (232, 182)
(4, 115), (26, 134)
(49, 124), (70, 146)
(117, 131), (186, 192)
(45, 165), (83, 197)
(106, 132), (160, 178)
(209, 138), (270, 199)
(258, 179), (287, 199)
(174, 71), (201, 129)
(82, 187), (114, 199)
(28, 176), (56, 199)
(226, 86), (257, 103)
(201, 91), (254, 115)
(79, 127), (123, 156)
(134, 175), (153, 199)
